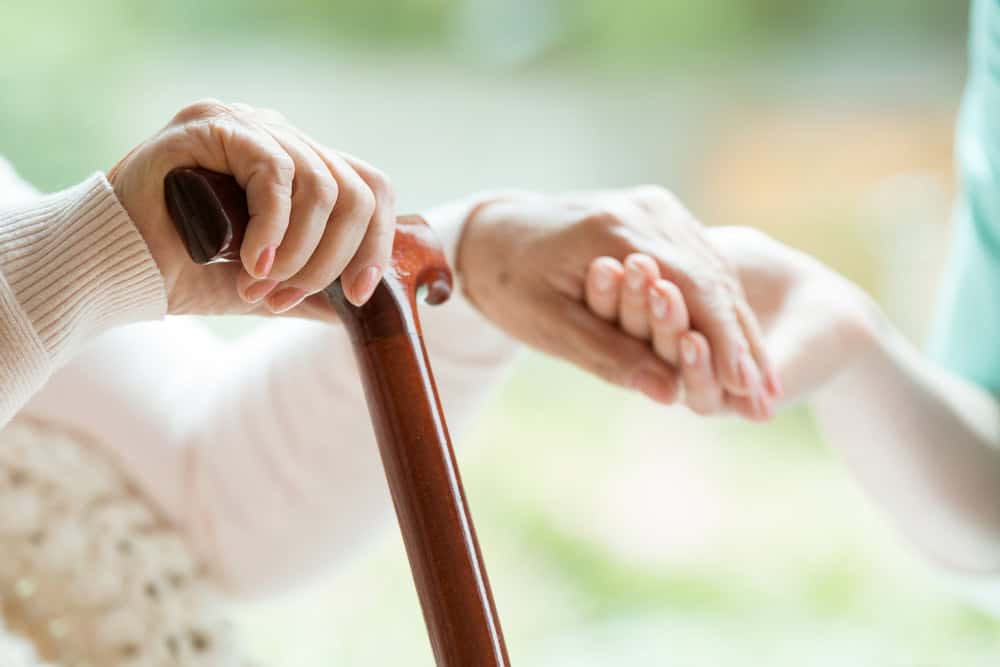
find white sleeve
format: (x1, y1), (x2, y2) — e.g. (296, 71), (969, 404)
(0, 165), (166, 427)
(21, 197), (519, 596)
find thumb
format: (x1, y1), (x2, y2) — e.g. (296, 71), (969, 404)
(545, 295), (680, 404)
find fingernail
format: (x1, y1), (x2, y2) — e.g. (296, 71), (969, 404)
(255, 245), (277, 279)
(351, 266), (381, 305)
(594, 266), (614, 292)
(630, 367), (674, 404)
(626, 263), (644, 290)
(267, 286), (307, 313)
(243, 279), (278, 304)
(649, 288), (668, 319)
(680, 338), (698, 365)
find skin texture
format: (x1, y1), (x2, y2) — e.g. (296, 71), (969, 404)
(109, 110), (777, 404)
(457, 190), (777, 408)
(582, 226), (870, 419)
(108, 99), (396, 318)
(591, 226), (1000, 574)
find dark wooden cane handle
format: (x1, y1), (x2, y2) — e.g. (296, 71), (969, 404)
(164, 167), (511, 667)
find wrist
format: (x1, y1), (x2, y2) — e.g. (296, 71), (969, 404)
(107, 155), (185, 312)
(809, 280), (891, 405)
(840, 280), (890, 366)
(451, 191), (539, 310)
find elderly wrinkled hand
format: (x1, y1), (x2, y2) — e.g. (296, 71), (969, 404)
(455, 187), (779, 408)
(108, 99), (396, 318)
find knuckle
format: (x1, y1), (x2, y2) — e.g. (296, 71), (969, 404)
(267, 155), (296, 188)
(579, 210), (622, 234)
(300, 170), (339, 210)
(173, 98), (230, 124)
(348, 186), (377, 220)
(576, 211), (634, 255)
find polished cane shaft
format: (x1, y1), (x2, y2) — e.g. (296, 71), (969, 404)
(164, 168), (510, 666)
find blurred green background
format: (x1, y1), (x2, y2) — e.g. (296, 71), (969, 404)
(3, 0), (996, 664)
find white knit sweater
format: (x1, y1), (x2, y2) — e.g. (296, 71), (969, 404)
(0, 157), (517, 665)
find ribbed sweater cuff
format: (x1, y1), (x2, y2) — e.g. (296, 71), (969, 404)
(0, 173), (167, 368)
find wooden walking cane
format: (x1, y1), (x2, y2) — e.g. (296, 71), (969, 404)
(164, 167), (511, 667)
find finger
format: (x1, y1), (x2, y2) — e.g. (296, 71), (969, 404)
(268, 148), (375, 312)
(649, 278), (689, 365)
(694, 345), (773, 421)
(240, 278), (279, 305)
(626, 186), (763, 396)
(678, 332), (725, 416)
(178, 111), (295, 280)
(256, 125), (339, 287)
(619, 253), (660, 340)
(677, 332), (770, 421)
(337, 152), (396, 305)
(737, 300), (782, 399)
(546, 295), (680, 405)
(585, 256), (625, 321)
(734, 346), (772, 419)
(649, 245), (759, 399)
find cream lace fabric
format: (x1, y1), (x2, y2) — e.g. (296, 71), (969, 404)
(0, 418), (254, 667)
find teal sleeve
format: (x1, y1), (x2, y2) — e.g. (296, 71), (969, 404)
(929, 203), (1000, 393)
(929, 0), (1000, 393)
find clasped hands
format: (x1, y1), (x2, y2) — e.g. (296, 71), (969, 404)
(110, 100), (879, 421)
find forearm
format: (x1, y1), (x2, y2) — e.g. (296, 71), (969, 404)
(811, 310), (1000, 573)
(179, 293), (517, 594)
(164, 195), (519, 596)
